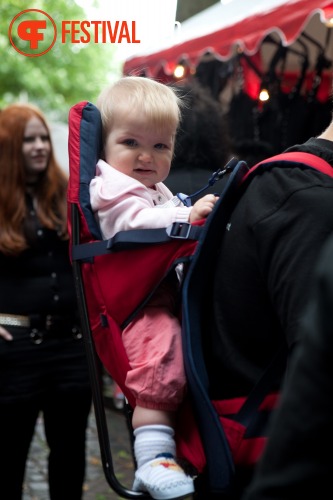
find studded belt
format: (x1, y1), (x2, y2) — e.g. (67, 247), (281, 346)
(0, 313), (82, 344)
(0, 313), (30, 328)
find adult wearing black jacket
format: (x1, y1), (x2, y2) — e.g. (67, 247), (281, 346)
(242, 231), (333, 499)
(203, 123), (333, 496)
(0, 104), (92, 500)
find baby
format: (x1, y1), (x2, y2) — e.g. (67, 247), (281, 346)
(90, 76), (217, 499)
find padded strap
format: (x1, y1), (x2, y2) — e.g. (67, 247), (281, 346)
(72, 222), (203, 261)
(244, 151), (333, 181)
(181, 160), (249, 492)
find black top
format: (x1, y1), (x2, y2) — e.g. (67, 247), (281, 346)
(0, 197), (76, 317)
(205, 137), (333, 399)
(243, 232), (333, 499)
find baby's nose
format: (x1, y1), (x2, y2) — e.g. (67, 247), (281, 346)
(138, 150), (152, 162)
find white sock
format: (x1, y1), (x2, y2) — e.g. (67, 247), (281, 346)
(133, 425), (176, 469)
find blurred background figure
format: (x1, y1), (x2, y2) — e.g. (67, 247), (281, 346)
(164, 81), (232, 201)
(0, 103), (92, 500)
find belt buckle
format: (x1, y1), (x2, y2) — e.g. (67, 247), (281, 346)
(0, 313), (30, 328)
(30, 328), (43, 344)
(166, 222), (191, 239)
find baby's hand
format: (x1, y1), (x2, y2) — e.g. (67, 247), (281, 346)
(189, 194), (218, 223)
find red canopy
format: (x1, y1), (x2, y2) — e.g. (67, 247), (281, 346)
(123, 0), (333, 78)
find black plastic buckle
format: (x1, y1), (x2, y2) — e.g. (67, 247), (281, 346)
(166, 222), (191, 239)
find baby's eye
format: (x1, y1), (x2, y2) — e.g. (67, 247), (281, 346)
(123, 138), (137, 147)
(154, 143), (168, 150)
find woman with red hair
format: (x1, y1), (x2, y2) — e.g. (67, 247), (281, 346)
(0, 103), (92, 499)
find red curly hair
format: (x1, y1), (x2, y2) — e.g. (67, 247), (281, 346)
(0, 103), (68, 255)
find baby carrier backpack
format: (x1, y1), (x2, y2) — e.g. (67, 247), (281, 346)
(67, 100), (333, 499)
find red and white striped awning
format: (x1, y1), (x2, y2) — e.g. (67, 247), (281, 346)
(123, 0), (333, 78)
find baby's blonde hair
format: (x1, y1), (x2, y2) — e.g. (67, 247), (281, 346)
(97, 76), (183, 142)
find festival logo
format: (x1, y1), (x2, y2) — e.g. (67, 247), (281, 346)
(8, 9), (140, 57)
(9, 9), (57, 57)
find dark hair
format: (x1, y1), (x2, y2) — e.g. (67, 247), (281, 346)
(232, 139), (275, 168)
(171, 81), (231, 171)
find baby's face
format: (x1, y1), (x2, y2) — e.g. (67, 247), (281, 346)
(104, 114), (175, 188)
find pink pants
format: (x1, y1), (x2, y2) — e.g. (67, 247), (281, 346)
(122, 283), (186, 411)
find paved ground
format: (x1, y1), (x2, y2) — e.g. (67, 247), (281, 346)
(22, 379), (195, 500)
(23, 399), (136, 500)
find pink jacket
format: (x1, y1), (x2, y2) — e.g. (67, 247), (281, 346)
(90, 159), (191, 239)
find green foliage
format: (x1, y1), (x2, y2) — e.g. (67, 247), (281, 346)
(0, 0), (121, 120)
